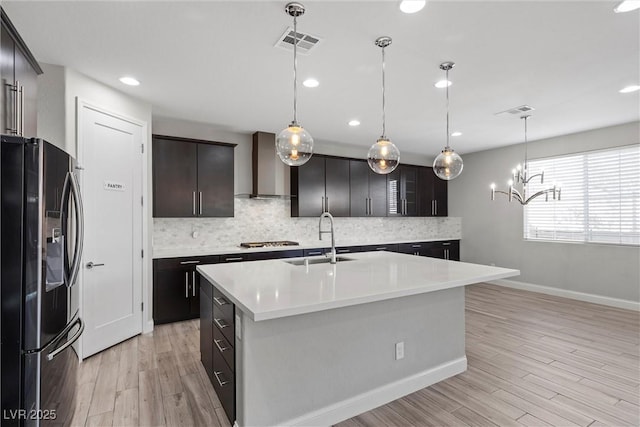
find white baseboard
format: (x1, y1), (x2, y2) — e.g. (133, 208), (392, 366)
(143, 320), (154, 334)
(488, 279), (639, 311)
(281, 357), (467, 427)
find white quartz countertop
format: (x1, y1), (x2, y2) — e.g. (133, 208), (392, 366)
(153, 237), (460, 259)
(196, 251), (519, 321)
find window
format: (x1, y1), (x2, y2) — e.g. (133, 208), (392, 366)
(524, 145), (640, 245)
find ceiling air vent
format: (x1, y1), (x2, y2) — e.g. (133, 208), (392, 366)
(495, 104), (536, 116)
(275, 27), (321, 55)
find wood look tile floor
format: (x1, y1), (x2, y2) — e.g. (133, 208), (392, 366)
(72, 284), (639, 427)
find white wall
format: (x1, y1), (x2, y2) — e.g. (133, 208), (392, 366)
(37, 64), (155, 334)
(36, 63), (65, 147)
(449, 122), (640, 304)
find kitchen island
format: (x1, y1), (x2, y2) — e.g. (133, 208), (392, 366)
(197, 251), (519, 426)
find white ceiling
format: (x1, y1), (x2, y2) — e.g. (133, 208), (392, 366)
(4, 1), (639, 156)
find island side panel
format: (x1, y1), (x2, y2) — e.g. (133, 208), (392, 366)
(235, 286), (466, 427)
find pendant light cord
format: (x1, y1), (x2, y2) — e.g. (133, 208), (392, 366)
(523, 115), (528, 173)
(381, 46), (387, 139)
(445, 67), (450, 150)
(292, 15), (298, 125)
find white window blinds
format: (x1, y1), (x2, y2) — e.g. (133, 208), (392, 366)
(524, 145), (640, 245)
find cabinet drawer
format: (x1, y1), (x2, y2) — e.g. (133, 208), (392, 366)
(248, 249), (303, 261)
(303, 248), (329, 257)
(220, 254), (248, 263)
(360, 244), (400, 253)
(336, 246), (360, 254)
(212, 345), (235, 424)
(398, 242), (425, 253)
(212, 287), (234, 344)
(155, 256), (220, 271)
(213, 325), (235, 371)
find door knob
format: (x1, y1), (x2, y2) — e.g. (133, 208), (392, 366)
(86, 262), (105, 269)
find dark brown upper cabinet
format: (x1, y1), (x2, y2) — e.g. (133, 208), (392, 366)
(1, 9), (43, 137)
(152, 135), (235, 217)
(349, 160), (387, 217)
(387, 165), (418, 217)
(291, 155), (350, 217)
(418, 167), (448, 217)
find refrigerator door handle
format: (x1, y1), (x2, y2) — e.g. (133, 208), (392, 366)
(61, 171), (85, 288)
(69, 172), (84, 288)
(46, 317), (84, 361)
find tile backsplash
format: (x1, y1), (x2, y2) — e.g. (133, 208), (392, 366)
(153, 198), (461, 250)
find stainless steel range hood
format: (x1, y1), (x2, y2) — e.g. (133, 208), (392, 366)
(250, 131), (290, 198)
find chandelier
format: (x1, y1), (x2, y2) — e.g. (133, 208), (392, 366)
(490, 115), (561, 205)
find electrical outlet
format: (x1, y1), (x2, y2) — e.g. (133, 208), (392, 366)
(395, 342), (404, 360)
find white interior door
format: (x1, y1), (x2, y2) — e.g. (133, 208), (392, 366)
(79, 103), (143, 358)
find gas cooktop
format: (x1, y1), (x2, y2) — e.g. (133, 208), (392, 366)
(240, 241), (300, 248)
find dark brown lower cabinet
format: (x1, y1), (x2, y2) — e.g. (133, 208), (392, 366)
(200, 282), (214, 380)
(200, 277), (235, 425)
(396, 241), (460, 261)
(153, 256), (219, 324)
(426, 240), (460, 261)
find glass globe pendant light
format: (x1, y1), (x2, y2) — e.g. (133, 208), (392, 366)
(433, 62), (463, 180)
(276, 2), (314, 166)
(367, 36), (400, 175)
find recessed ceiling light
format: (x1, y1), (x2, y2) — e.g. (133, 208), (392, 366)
(303, 78), (319, 88)
(348, 120), (361, 127)
(619, 85), (640, 93)
(434, 79), (451, 88)
(399, 0), (426, 14)
(451, 131), (462, 137)
(614, 0), (640, 13)
(119, 76), (140, 86)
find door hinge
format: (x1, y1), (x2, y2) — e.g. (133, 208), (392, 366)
(141, 144), (144, 153)
(141, 302), (144, 311)
(141, 249), (144, 258)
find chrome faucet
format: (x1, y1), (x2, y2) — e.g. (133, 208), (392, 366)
(318, 212), (337, 264)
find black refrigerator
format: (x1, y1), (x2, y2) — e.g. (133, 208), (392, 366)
(1, 135), (84, 426)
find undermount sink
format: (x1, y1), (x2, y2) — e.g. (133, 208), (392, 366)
(285, 256), (354, 266)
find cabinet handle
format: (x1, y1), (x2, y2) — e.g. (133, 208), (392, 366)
(18, 83), (24, 136)
(326, 196), (330, 212)
(411, 244), (421, 248)
(224, 256), (244, 262)
(368, 198), (372, 216)
(213, 371), (229, 387)
(199, 191), (203, 215)
(4, 83), (17, 134)
(337, 248), (350, 254)
(442, 242), (451, 246)
(375, 247), (387, 251)
(185, 272), (189, 298)
(434, 200), (438, 215)
(307, 251), (322, 256)
(213, 296), (229, 306)
(431, 200), (435, 216)
(192, 192), (196, 216)
(214, 318), (229, 329)
(445, 249), (449, 260)
(192, 271), (196, 296)
(321, 196), (325, 214)
(214, 339), (230, 352)
(180, 260), (200, 265)
(365, 198), (369, 216)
